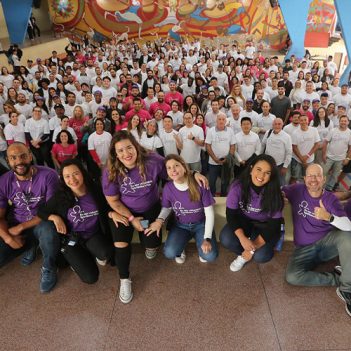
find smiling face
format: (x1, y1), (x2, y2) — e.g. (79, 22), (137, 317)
(250, 160), (272, 187)
(115, 139), (137, 169)
(166, 158), (186, 183)
(62, 164), (85, 193)
(304, 164), (325, 195)
(7, 143), (33, 178)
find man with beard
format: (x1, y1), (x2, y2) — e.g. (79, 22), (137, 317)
(0, 143), (60, 293)
(141, 69), (158, 98)
(149, 91), (171, 116)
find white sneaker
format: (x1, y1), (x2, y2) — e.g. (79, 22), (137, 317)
(230, 255), (248, 272)
(96, 258), (107, 266)
(175, 250), (186, 264)
(145, 248), (157, 260)
(199, 256), (207, 263)
(119, 278), (133, 304)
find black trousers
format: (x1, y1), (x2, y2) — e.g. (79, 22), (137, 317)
(61, 232), (113, 284)
(110, 202), (162, 279)
(30, 142), (54, 168)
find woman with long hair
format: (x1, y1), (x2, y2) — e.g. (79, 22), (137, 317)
(146, 154), (218, 264)
(126, 114), (143, 143)
(37, 159), (113, 284)
(310, 107), (333, 165)
(289, 80), (305, 109)
(230, 84), (245, 109)
(110, 109), (125, 133)
(220, 154), (284, 271)
(102, 131), (206, 303)
(0, 66), (14, 89)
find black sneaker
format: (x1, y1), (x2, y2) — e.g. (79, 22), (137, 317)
(336, 288), (351, 317)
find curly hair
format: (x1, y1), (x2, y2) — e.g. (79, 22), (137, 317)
(107, 130), (149, 182)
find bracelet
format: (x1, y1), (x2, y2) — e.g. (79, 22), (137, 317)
(128, 215), (135, 222)
(156, 217), (165, 223)
(192, 136), (196, 141)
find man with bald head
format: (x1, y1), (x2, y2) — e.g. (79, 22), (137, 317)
(0, 143), (60, 293)
(283, 163), (351, 317)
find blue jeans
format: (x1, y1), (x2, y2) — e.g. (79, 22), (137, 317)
(208, 164), (228, 196)
(0, 221), (60, 270)
(219, 223), (274, 263)
(286, 229), (351, 292)
(163, 221), (218, 262)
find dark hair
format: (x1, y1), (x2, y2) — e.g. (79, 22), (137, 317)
(240, 117), (252, 125)
(94, 118), (105, 129)
(237, 154), (283, 215)
(55, 130), (75, 144)
(59, 158), (102, 208)
(313, 107), (330, 128)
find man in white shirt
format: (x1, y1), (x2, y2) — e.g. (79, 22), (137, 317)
(291, 114), (320, 181)
(333, 84), (351, 113)
(179, 111), (204, 171)
(239, 99), (259, 126)
(322, 115), (351, 191)
(213, 64), (229, 94)
(14, 93), (32, 119)
(168, 101), (184, 130)
(100, 76), (117, 105)
(261, 118), (292, 185)
(206, 113), (236, 195)
(205, 99), (221, 128)
(227, 104), (242, 135)
(234, 117), (261, 176)
(241, 77), (254, 100)
(159, 116), (182, 156)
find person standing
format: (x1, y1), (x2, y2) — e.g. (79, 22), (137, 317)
(270, 82), (291, 124)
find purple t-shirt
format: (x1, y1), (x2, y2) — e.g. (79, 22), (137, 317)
(162, 182), (215, 224)
(283, 183), (346, 246)
(226, 181), (282, 221)
(0, 166), (59, 225)
(345, 199), (351, 219)
(102, 152), (167, 213)
(67, 193), (99, 240)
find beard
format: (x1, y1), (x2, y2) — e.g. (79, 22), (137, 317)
(12, 163), (31, 177)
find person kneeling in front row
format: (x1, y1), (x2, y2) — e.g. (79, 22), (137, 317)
(147, 154), (218, 264)
(220, 154), (284, 271)
(283, 163), (351, 318)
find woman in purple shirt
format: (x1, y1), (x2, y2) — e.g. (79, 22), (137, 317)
(38, 159), (113, 284)
(220, 154), (284, 272)
(102, 131), (206, 304)
(146, 154), (218, 264)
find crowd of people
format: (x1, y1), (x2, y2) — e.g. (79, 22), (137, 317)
(0, 36), (351, 317)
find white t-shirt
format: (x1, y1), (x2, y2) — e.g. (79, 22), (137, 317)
(159, 129), (179, 156)
(87, 131), (112, 165)
(24, 118), (50, 140)
(14, 103), (32, 119)
(239, 110), (259, 126)
(257, 113), (276, 131)
(262, 129), (292, 167)
(234, 131), (261, 164)
(4, 123), (26, 143)
(326, 127), (351, 161)
(179, 124), (204, 163)
(140, 131), (163, 152)
(291, 126), (320, 163)
(310, 120), (334, 143)
(205, 126), (236, 165)
(227, 117), (242, 135)
(167, 111), (184, 128)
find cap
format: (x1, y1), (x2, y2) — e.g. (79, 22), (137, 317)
(54, 103), (64, 109)
(97, 106), (106, 112)
(303, 98), (311, 103)
(93, 90), (102, 95)
(246, 98), (254, 103)
(131, 84), (139, 89)
(312, 99), (320, 103)
(338, 104), (347, 109)
(201, 85), (208, 90)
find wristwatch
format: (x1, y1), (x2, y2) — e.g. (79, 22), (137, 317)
(329, 215), (335, 223)
(205, 238), (211, 242)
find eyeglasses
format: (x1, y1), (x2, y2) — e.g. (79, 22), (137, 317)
(306, 174), (323, 179)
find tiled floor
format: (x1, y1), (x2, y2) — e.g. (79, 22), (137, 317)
(0, 243), (349, 351)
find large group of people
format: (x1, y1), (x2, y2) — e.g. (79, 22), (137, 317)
(0, 35), (351, 318)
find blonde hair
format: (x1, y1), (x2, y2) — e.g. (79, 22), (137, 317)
(164, 154), (200, 202)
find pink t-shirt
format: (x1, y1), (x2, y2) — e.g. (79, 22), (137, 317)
(51, 143), (77, 164)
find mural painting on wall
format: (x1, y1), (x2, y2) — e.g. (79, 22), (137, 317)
(49, 0), (289, 49)
(306, 0), (336, 33)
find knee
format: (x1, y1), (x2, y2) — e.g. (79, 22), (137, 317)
(80, 272), (99, 284)
(201, 249), (218, 262)
(114, 242), (128, 249)
(163, 245), (177, 260)
(285, 269), (303, 286)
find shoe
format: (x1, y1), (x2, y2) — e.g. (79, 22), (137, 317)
(229, 255), (248, 272)
(199, 256), (207, 263)
(334, 265), (342, 276)
(145, 248), (157, 260)
(21, 245), (38, 266)
(336, 288), (351, 317)
(175, 250), (186, 264)
(40, 267), (57, 293)
(119, 278), (133, 304)
(96, 258), (107, 266)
